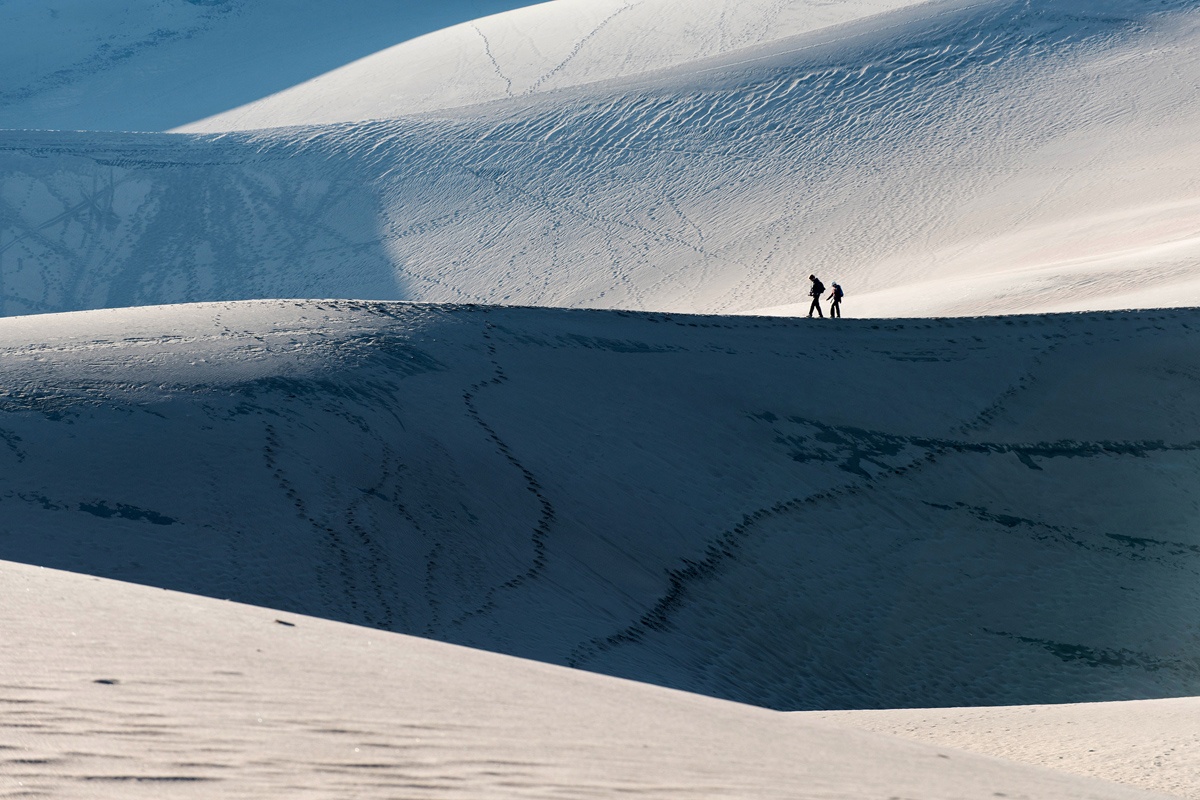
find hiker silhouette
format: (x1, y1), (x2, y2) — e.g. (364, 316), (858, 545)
(827, 282), (843, 318)
(808, 275), (825, 318)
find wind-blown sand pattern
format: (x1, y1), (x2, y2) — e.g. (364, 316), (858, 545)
(0, 560), (1183, 799)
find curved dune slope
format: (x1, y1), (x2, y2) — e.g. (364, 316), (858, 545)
(0, 0), (538, 132)
(178, 0), (936, 131)
(3, 0), (1200, 318)
(1, 561), (1174, 800)
(2, 300), (1199, 711)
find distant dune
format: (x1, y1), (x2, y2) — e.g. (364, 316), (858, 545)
(177, 0), (938, 130)
(0, 0), (538, 132)
(3, 0), (1199, 318)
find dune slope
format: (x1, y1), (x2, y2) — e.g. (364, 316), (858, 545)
(2, 559), (1178, 799)
(808, 698), (1200, 798)
(3, 0), (1199, 318)
(178, 0), (938, 131)
(1, 300), (1198, 712)
(0, 0), (538, 132)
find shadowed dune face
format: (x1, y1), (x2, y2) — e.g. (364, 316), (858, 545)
(0, 133), (408, 315)
(0, 0), (542, 132)
(1, 301), (1198, 711)
(4, 0), (1200, 318)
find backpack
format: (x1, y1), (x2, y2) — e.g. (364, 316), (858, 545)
(833, 284), (843, 299)
(811, 279), (825, 296)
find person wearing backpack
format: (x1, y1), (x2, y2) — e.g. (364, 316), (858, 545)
(827, 282), (844, 318)
(808, 274), (825, 318)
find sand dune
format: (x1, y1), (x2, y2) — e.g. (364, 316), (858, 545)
(2, 300), (1198, 714)
(178, 0), (938, 131)
(4, 0), (1199, 318)
(809, 698), (1200, 798)
(3, 2), (1200, 796)
(0, 559), (1183, 799)
(0, 0), (537, 132)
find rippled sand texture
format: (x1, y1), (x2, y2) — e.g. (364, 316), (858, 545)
(0, 560), (1178, 799)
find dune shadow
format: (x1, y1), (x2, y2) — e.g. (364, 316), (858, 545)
(2, 305), (1200, 712)
(0, 0), (540, 132)
(0, 128), (413, 316)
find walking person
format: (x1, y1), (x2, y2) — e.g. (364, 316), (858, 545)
(807, 274), (825, 318)
(827, 282), (843, 318)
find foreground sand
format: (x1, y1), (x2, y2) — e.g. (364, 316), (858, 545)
(809, 699), (1200, 799)
(0, 560), (1182, 799)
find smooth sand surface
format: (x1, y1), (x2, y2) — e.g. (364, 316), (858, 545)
(809, 699), (1200, 799)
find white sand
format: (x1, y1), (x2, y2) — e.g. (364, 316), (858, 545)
(0, 560), (1179, 799)
(808, 699), (1200, 799)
